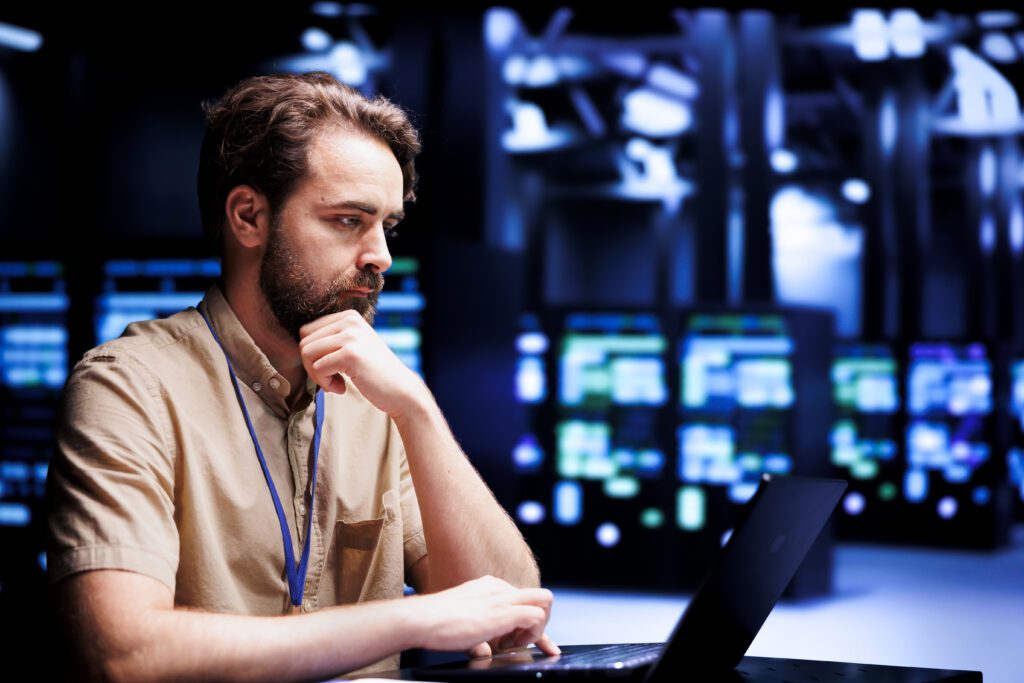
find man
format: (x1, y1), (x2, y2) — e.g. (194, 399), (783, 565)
(45, 70), (558, 683)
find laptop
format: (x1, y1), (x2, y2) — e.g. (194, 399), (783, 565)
(413, 474), (847, 682)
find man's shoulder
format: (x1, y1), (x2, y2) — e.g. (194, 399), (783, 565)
(75, 307), (207, 373)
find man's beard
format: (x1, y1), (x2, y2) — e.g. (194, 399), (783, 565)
(258, 215), (384, 342)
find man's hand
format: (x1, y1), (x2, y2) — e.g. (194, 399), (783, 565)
(407, 575), (560, 656)
(298, 310), (429, 419)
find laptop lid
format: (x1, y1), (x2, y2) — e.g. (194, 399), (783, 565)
(647, 474), (847, 679)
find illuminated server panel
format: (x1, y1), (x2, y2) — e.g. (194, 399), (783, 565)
(902, 342), (1010, 548)
(0, 261), (68, 586)
(513, 311), (678, 589)
(375, 258), (424, 376)
(677, 308), (834, 596)
(95, 259), (221, 345)
(830, 343), (902, 538)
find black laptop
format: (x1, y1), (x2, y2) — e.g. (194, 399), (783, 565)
(413, 474), (847, 682)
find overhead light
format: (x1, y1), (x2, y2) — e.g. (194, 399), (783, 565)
(889, 9), (925, 59)
(977, 11), (1020, 29)
(485, 7), (520, 51)
(852, 10), (889, 61)
(301, 27), (332, 52)
(620, 87), (692, 137)
(310, 2), (343, 18)
(841, 178), (871, 204)
(770, 149), (798, 174)
(0, 22), (43, 53)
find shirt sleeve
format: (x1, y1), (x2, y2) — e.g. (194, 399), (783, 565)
(45, 351), (180, 594)
(389, 418), (427, 572)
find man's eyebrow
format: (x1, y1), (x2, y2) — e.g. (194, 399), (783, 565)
(322, 200), (405, 221)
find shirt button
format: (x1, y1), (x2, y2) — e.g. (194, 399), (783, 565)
(251, 381), (262, 392)
(297, 501), (307, 515)
(269, 377), (281, 390)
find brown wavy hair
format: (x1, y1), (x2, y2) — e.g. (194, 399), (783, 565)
(197, 71), (421, 256)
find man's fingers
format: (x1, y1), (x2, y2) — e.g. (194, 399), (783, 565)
(298, 310), (365, 344)
(508, 587), (554, 608)
(467, 642), (491, 659)
(535, 633), (561, 656)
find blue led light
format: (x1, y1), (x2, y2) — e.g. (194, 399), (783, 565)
(554, 481), (582, 526)
(302, 27), (333, 52)
(0, 503), (30, 527)
(905, 469), (928, 503)
(843, 491), (867, 516)
(513, 435), (544, 470)
(937, 496), (958, 520)
(973, 486), (991, 505)
(595, 522), (621, 548)
(842, 178), (871, 204)
(517, 501), (546, 525)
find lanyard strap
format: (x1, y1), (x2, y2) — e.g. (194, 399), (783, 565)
(198, 307), (323, 610)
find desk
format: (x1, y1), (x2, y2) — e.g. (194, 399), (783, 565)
(343, 651), (982, 683)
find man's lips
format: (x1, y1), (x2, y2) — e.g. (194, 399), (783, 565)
(344, 288), (374, 298)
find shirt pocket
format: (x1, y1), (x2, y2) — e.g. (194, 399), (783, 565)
(333, 488), (405, 605)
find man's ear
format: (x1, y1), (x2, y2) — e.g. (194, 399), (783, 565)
(224, 184), (271, 249)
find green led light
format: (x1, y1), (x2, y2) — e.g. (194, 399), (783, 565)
(640, 508), (664, 528)
(878, 482), (897, 501)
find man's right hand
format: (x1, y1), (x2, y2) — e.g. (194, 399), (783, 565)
(405, 575), (557, 655)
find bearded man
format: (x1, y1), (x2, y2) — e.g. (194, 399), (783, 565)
(45, 71), (558, 683)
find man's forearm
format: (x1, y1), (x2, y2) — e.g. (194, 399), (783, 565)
(394, 393), (541, 591)
(105, 601), (417, 683)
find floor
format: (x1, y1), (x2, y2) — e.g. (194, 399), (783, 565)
(543, 525), (1024, 683)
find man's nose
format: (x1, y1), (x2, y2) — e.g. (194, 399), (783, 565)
(357, 224), (393, 274)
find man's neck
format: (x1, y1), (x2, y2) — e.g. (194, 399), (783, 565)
(219, 278), (308, 404)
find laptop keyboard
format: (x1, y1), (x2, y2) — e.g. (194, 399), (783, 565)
(512, 643), (663, 671)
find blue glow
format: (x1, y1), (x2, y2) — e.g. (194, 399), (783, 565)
(38, 551), (46, 573)
(517, 332), (549, 355)
(977, 11), (1021, 28)
(765, 87), (785, 150)
(889, 10), (925, 59)
(973, 486), (992, 505)
(0, 503), (30, 527)
(842, 178), (871, 204)
(937, 496), (958, 520)
(554, 481), (583, 525)
(844, 491), (867, 516)
(329, 41), (367, 87)
(302, 27), (333, 52)
(596, 522), (621, 548)
(905, 468), (928, 503)
(980, 212), (997, 253)
(560, 334), (666, 407)
(770, 149), (798, 174)
(729, 483), (760, 504)
(502, 54), (528, 85)
(485, 8), (519, 52)
(620, 88), (692, 137)
(0, 293), (69, 313)
(1010, 200), (1024, 254)
(979, 145), (997, 197)
(97, 293), (204, 312)
(513, 435), (544, 470)
(880, 94), (898, 156)
(516, 356), (546, 403)
(310, 1), (343, 18)
(0, 22), (43, 52)
(981, 32), (1018, 63)
(377, 293), (425, 313)
(517, 501), (545, 525)
(852, 10), (890, 62)
(502, 100), (573, 152)
(947, 46), (1021, 131)
(645, 63), (699, 99)
(526, 56), (559, 87)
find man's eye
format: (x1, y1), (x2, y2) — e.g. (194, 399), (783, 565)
(336, 217), (362, 228)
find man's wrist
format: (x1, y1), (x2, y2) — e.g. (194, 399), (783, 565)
(391, 379), (437, 427)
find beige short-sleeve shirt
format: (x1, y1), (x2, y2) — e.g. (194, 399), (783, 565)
(45, 282), (427, 675)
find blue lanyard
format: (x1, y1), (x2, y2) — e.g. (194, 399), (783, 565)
(198, 308), (323, 611)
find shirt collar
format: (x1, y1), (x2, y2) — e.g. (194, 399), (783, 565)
(197, 281), (315, 418)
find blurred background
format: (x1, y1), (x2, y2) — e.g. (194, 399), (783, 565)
(1, 2), (1022, 681)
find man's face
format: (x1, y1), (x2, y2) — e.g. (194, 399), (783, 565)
(256, 127), (404, 342)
